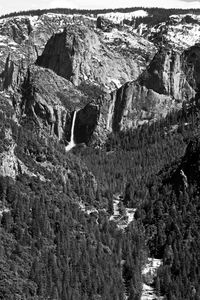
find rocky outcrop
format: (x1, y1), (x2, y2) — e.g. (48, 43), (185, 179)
(146, 14), (200, 51)
(19, 65), (90, 141)
(36, 23), (155, 89)
(0, 53), (27, 90)
(12, 64), (100, 145)
(36, 28), (78, 83)
(0, 128), (45, 180)
(96, 16), (116, 32)
(0, 144), (19, 178)
(0, 48), (100, 146)
(0, 146), (46, 181)
(107, 82), (175, 132)
(105, 45), (200, 133)
(0, 16), (33, 44)
(140, 48), (195, 100)
(0, 14), (96, 63)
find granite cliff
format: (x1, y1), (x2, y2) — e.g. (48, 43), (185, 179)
(106, 45), (199, 131)
(0, 11), (200, 144)
(0, 12), (156, 146)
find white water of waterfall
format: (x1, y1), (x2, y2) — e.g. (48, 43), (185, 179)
(65, 111), (77, 152)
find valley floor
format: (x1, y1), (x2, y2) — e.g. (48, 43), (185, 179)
(109, 194), (163, 300)
(141, 258), (163, 300)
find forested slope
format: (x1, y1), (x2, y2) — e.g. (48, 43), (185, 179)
(81, 94), (200, 299)
(0, 98), (145, 299)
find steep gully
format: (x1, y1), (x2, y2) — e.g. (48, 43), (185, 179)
(78, 192), (162, 299)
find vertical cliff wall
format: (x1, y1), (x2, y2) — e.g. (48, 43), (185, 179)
(105, 46), (199, 133)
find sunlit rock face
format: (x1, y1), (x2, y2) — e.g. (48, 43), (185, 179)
(105, 45), (200, 133)
(1, 62), (89, 142)
(106, 81), (175, 132)
(139, 48), (194, 100)
(35, 22), (156, 90)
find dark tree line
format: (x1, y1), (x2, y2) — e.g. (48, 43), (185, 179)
(1, 6), (200, 20)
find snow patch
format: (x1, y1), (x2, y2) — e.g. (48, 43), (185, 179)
(148, 14), (200, 50)
(98, 10), (148, 24)
(102, 27), (154, 55)
(170, 13), (200, 23)
(28, 15), (39, 27)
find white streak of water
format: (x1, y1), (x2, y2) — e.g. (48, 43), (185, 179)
(65, 111), (77, 152)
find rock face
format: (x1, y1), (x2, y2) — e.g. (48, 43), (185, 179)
(0, 14), (97, 93)
(105, 45), (200, 132)
(0, 53), (27, 90)
(106, 82), (174, 132)
(1, 11), (200, 144)
(140, 48), (194, 100)
(146, 14), (200, 51)
(19, 65), (90, 141)
(35, 23), (155, 89)
(0, 12), (157, 145)
(96, 16), (114, 32)
(0, 127), (44, 180)
(0, 60), (99, 145)
(0, 144), (19, 178)
(36, 28), (78, 84)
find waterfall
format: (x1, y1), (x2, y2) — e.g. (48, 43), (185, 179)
(65, 110), (77, 152)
